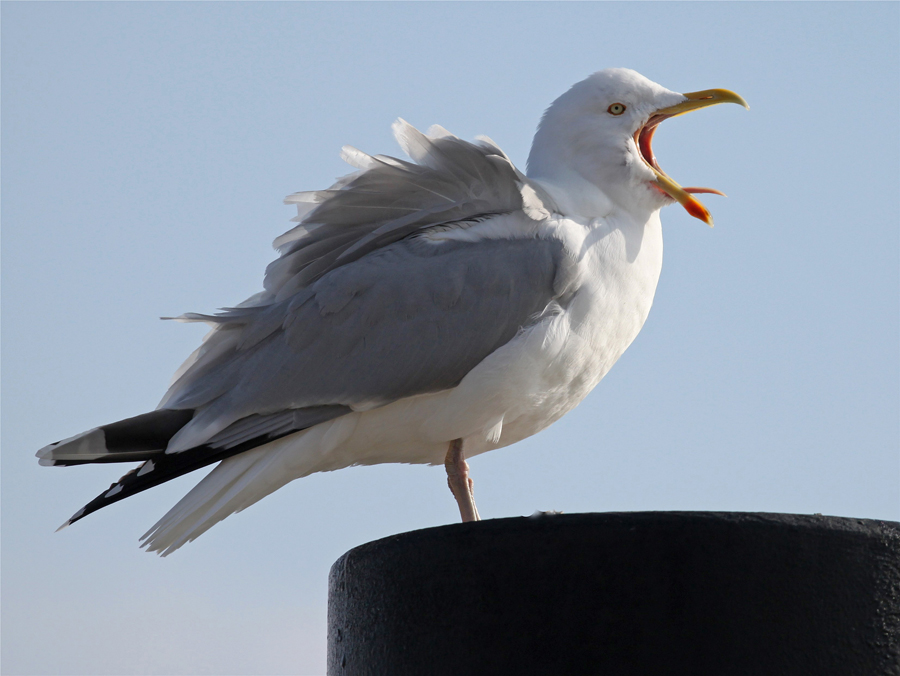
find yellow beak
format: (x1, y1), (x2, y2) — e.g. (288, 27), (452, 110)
(646, 89), (749, 226)
(656, 89), (749, 117)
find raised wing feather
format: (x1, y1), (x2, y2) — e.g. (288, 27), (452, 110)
(222, 120), (556, 308)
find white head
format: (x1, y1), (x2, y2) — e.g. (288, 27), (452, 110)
(527, 68), (748, 225)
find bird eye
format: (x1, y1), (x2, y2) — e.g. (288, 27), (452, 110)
(607, 103), (626, 116)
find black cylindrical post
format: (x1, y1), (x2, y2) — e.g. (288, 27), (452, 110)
(328, 512), (899, 675)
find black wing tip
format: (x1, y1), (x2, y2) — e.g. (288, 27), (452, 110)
(58, 477), (130, 530)
(56, 506), (85, 531)
(53, 406), (352, 529)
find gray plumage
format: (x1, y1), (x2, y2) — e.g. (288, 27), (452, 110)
(159, 121), (570, 453)
(39, 118), (575, 523)
(165, 229), (573, 453)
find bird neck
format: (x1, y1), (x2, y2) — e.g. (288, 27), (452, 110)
(527, 123), (656, 225)
(528, 172), (614, 221)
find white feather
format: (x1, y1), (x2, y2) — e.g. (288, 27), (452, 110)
(339, 144), (378, 170)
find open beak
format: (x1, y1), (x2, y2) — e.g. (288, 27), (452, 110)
(637, 89), (749, 226)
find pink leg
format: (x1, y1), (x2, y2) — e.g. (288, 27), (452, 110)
(444, 438), (481, 522)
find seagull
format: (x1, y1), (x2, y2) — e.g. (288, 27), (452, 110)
(36, 68), (747, 555)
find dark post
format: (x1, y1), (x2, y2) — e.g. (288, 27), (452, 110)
(328, 512), (899, 675)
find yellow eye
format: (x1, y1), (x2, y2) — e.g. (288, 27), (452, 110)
(607, 103), (626, 115)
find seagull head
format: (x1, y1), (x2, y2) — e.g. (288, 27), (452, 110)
(526, 68), (748, 225)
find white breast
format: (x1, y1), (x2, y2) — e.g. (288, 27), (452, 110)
(455, 211), (664, 456)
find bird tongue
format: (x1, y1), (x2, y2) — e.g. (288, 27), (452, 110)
(683, 187), (726, 196)
(637, 117), (721, 226)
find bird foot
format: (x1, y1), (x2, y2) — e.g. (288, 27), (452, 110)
(445, 439), (480, 522)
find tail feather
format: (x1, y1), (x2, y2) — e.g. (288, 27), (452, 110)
(140, 446), (280, 555)
(140, 414), (359, 555)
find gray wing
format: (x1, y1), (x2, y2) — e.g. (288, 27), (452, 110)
(38, 121), (574, 528)
(163, 232), (576, 451)
(256, 120), (558, 305)
(159, 120), (568, 451)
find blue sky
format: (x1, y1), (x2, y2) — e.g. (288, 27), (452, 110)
(3, 2), (898, 674)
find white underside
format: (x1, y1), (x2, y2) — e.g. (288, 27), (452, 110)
(142, 210), (664, 554)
